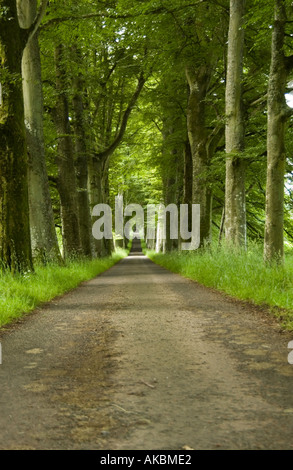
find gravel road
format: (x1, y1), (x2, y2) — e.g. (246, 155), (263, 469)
(1, 245), (293, 450)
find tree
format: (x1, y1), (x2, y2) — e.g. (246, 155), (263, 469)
(264, 0), (293, 263)
(184, 2), (227, 247)
(225, 0), (247, 247)
(53, 43), (82, 259)
(71, 46), (93, 258)
(186, 63), (214, 246)
(0, 0), (48, 272)
(19, 0), (61, 264)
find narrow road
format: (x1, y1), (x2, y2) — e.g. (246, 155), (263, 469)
(1, 245), (293, 450)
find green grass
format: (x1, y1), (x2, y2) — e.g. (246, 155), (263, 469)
(0, 248), (127, 329)
(148, 242), (293, 331)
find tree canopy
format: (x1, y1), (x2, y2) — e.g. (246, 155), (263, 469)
(0, 0), (293, 271)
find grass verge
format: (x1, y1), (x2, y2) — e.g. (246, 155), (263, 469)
(148, 243), (293, 331)
(0, 248), (127, 329)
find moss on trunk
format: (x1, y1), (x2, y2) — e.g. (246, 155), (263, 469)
(0, 1), (33, 273)
(264, 0), (288, 263)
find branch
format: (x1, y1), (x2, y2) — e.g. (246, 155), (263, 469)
(249, 94), (268, 108)
(152, 119), (163, 134)
(22, 0), (49, 45)
(39, 2), (203, 31)
(207, 123), (224, 158)
(96, 73), (146, 162)
(30, 0), (48, 40)
(40, 12), (116, 31)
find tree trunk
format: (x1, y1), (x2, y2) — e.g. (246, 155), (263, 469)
(19, 0), (61, 263)
(183, 138), (193, 209)
(72, 70), (93, 258)
(186, 65), (213, 247)
(101, 157), (114, 255)
(88, 154), (108, 257)
(54, 44), (81, 259)
(181, 138), (193, 245)
(0, 0), (33, 272)
(225, 0), (246, 247)
(264, 0), (288, 263)
(163, 173), (178, 253)
(161, 119), (182, 252)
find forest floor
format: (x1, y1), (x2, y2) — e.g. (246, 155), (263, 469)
(1, 242), (293, 450)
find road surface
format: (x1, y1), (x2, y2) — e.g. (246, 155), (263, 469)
(0, 245), (293, 450)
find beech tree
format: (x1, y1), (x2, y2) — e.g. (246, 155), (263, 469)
(19, 0), (61, 264)
(71, 47), (93, 258)
(225, 0), (247, 247)
(186, 62), (215, 247)
(53, 43), (82, 259)
(185, 2), (226, 247)
(264, 0), (293, 263)
(0, 0), (48, 272)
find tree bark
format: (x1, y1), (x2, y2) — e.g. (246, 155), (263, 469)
(72, 69), (93, 258)
(19, 0), (61, 263)
(183, 138), (193, 209)
(0, 0), (33, 272)
(186, 64), (213, 247)
(88, 154), (108, 257)
(54, 44), (81, 259)
(161, 119), (182, 252)
(264, 0), (288, 263)
(102, 157), (114, 255)
(182, 138), (193, 238)
(225, 0), (246, 247)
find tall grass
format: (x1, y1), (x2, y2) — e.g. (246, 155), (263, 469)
(0, 249), (127, 328)
(148, 242), (293, 330)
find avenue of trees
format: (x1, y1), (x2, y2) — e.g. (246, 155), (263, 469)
(1, 0), (293, 274)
